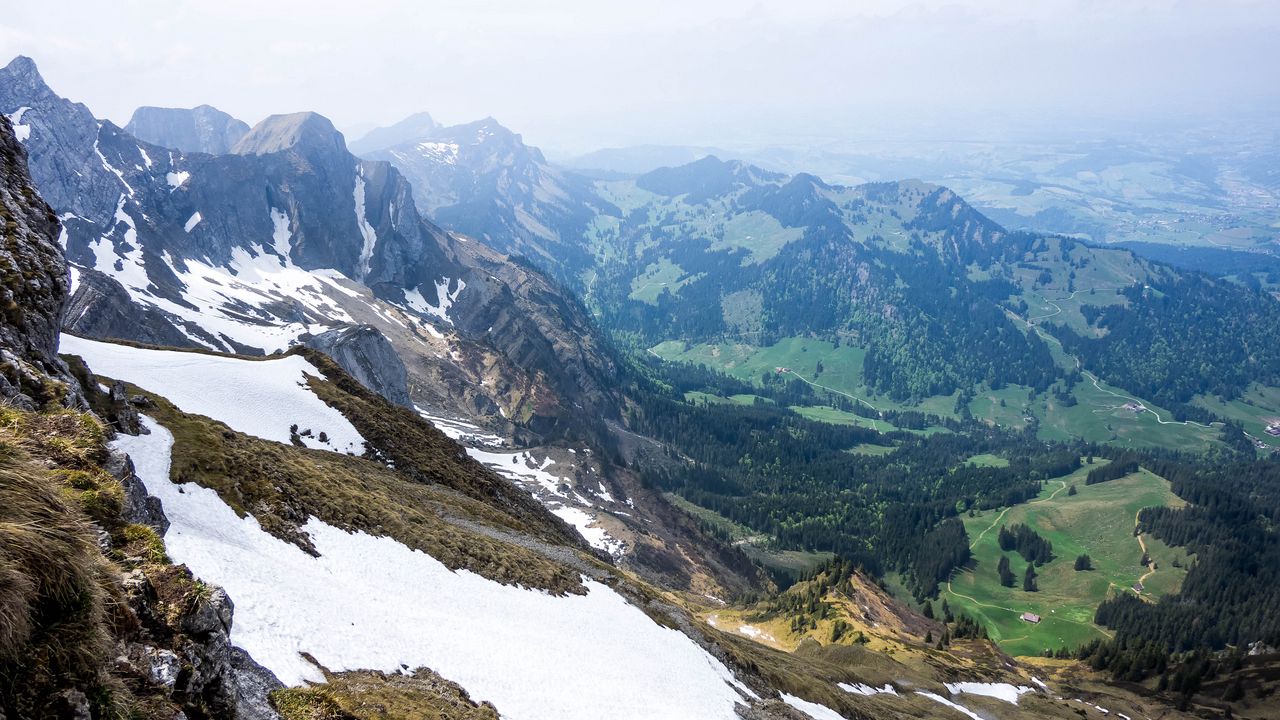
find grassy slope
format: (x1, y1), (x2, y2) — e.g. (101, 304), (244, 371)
(943, 461), (1190, 657)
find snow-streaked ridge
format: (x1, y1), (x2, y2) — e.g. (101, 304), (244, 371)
(113, 415), (752, 720)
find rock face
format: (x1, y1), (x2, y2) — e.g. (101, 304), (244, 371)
(63, 268), (198, 347)
(0, 111), (75, 408)
(125, 104), (250, 154)
(300, 324), (413, 407)
(360, 116), (606, 275)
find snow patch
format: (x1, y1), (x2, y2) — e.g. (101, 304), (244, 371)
(94, 131), (134, 197)
(354, 172), (378, 278)
(113, 416), (749, 720)
(270, 207), (292, 258)
(166, 170), (190, 188)
(549, 505), (625, 557)
(60, 336), (365, 454)
(403, 278), (465, 325)
(415, 140), (460, 165)
(184, 211), (202, 233)
(138, 145), (153, 168)
(917, 691), (982, 720)
(945, 682), (1033, 705)
(6, 106), (30, 142)
(781, 693), (848, 720)
(839, 682), (897, 696)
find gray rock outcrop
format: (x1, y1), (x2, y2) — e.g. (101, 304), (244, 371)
(125, 104), (250, 155)
(0, 111), (77, 408)
(299, 324), (413, 407)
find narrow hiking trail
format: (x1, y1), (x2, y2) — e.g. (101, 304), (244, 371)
(1008, 291), (1221, 431)
(779, 369), (884, 431)
(969, 480), (1069, 550)
(1135, 510), (1157, 591)
(942, 478), (1115, 638)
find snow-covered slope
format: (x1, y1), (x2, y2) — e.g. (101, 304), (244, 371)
(114, 415), (755, 720)
(60, 335), (365, 454)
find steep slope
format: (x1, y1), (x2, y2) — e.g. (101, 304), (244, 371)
(125, 104), (250, 154)
(360, 115), (606, 274)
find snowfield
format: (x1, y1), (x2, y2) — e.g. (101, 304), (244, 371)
(944, 681), (1033, 705)
(115, 416), (753, 720)
(60, 336), (365, 454)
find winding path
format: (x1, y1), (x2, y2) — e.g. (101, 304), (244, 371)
(778, 369), (885, 431)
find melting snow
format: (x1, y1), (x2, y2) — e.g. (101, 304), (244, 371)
(6, 106), (31, 142)
(89, 195), (148, 291)
(60, 336), (365, 454)
(354, 172), (378, 278)
(270, 207), (292, 258)
(138, 145), (153, 168)
(839, 683), (897, 696)
(113, 416), (750, 720)
(166, 170), (190, 188)
(417, 409), (505, 446)
(944, 682), (1033, 705)
(184, 211), (202, 233)
(917, 691), (982, 720)
(403, 278), (466, 325)
(416, 140), (460, 165)
(781, 693), (848, 720)
(93, 131), (135, 197)
(550, 505), (625, 557)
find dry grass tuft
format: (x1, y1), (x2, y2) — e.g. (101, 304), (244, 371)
(271, 667), (500, 720)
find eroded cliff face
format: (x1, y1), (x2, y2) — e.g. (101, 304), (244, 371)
(0, 113), (75, 408)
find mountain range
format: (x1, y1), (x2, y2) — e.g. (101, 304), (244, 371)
(2, 51), (1279, 720)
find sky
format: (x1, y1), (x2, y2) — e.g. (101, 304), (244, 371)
(2, 0), (1278, 155)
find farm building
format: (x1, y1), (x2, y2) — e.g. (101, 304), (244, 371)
(1265, 423), (1280, 437)
(1021, 612), (1041, 624)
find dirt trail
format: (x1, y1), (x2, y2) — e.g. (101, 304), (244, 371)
(779, 369), (884, 431)
(969, 480), (1068, 550)
(1135, 510), (1157, 589)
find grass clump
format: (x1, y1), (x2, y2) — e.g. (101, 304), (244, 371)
(271, 667), (499, 720)
(0, 451), (124, 719)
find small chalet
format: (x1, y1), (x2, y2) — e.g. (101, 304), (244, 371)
(1021, 612), (1041, 624)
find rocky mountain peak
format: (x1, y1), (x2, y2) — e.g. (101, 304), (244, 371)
(231, 111), (347, 157)
(348, 111), (438, 155)
(125, 104), (250, 154)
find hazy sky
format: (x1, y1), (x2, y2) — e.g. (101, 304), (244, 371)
(2, 1), (1277, 154)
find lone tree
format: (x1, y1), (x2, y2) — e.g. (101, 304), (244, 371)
(1068, 484), (1078, 496)
(1074, 554), (1093, 571)
(1023, 564), (1039, 592)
